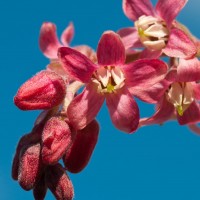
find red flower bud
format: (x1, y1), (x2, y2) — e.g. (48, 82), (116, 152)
(18, 143), (43, 191)
(42, 117), (73, 165)
(45, 163), (74, 200)
(63, 120), (99, 173)
(33, 173), (47, 200)
(14, 70), (66, 110)
(12, 132), (41, 180)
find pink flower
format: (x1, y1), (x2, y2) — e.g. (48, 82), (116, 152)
(63, 120), (99, 173)
(120, 0), (196, 59)
(140, 58), (200, 126)
(58, 31), (168, 133)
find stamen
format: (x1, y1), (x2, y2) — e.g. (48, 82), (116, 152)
(166, 82), (194, 116)
(176, 105), (183, 116)
(92, 66), (125, 94)
(135, 15), (169, 51)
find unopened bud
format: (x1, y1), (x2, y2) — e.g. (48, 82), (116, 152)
(63, 120), (99, 173)
(33, 173), (47, 200)
(42, 117), (73, 165)
(14, 70), (66, 110)
(45, 163), (74, 200)
(12, 132), (40, 180)
(18, 143), (42, 191)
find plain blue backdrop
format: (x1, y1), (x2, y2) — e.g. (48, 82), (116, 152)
(1, 0), (200, 199)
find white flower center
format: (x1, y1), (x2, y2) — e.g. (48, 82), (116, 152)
(166, 82), (194, 116)
(135, 15), (169, 51)
(92, 66), (125, 93)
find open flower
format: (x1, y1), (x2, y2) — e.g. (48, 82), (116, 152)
(120, 0), (196, 59)
(58, 31), (167, 133)
(140, 58), (200, 126)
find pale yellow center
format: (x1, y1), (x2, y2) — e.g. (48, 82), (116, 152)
(135, 15), (169, 51)
(166, 82), (194, 116)
(92, 66), (125, 94)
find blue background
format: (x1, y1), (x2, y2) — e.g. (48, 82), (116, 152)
(1, 0), (200, 199)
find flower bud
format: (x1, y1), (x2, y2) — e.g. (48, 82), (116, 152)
(45, 163), (74, 200)
(14, 70), (66, 110)
(33, 173), (47, 200)
(63, 120), (99, 173)
(18, 143), (43, 191)
(42, 117), (73, 165)
(12, 132), (41, 180)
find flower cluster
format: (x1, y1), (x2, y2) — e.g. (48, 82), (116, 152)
(13, 0), (200, 199)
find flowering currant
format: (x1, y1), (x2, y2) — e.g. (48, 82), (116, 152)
(140, 58), (200, 126)
(58, 31), (168, 133)
(39, 22), (97, 81)
(120, 0), (196, 59)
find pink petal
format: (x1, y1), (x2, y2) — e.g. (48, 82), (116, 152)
(97, 31), (125, 66)
(58, 47), (97, 83)
(177, 101), (200, 125)
(39, 22), (62, 59)
(163, 28), (197, 59)
(132, 79), (170, 103)
(139, 48), (162, 59)
(193, 83), (200, 100)
(14, 70), (66, 110)
(125, 49), (141, 63)
(106, 87), (139, 133)
(61, 22), (74, 46)
(46, 60), (69, 81)
(117, 27), (142, 49)
(63, 120), (99, 173)
(188, 124), (200, 136)
(140, 97), (175, 126)
(67, 83), (104, 130)
(165, 68), (178, 82)
(123, 59), (168, 91)
(156, 0), (188, 27)
(74, 45), (97, 63)
(123, 0), (155, 21)
(177, 58), (200, 82)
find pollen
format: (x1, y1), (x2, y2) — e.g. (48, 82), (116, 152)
(138, 27), (145, 37)
(92, 66), (125, 94)
(176, 105), (183, 116)
(106, 83), (115, 93)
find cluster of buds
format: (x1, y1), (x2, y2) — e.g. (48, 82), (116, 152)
(13, 22), (99, 199)
(13, 0), (200, 199)
(12, 111), (99, 199)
